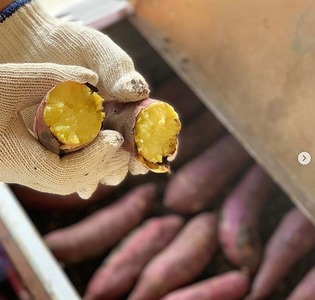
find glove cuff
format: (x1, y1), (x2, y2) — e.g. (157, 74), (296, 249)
(0, 0), (32, 23)
(0, 0), (61, 63)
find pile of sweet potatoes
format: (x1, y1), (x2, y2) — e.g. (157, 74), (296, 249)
(14, 95), (315, 299)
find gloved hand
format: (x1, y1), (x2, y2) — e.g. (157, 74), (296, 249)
(0, 0), (150, 198)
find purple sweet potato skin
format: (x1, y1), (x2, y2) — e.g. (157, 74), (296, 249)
(103, 99), (160, 155)
(83, 215), (184, 300)
(127, 212), (218, 300)
(219, 164), (275, 273)
(287, 267), (315, 300)
(164, 134), (252, 214)
(247, 208), (315, 300)
(33, 98), (61, 154)
(44, 183), (156, 264)
(161, 271), (250, 300)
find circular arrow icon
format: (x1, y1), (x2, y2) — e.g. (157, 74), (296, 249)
(298, 152), (311, 165)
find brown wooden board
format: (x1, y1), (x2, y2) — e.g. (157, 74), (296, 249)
(130, 0), (315, 223)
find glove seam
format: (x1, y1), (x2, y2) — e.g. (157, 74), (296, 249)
(0, 0), (32, 23)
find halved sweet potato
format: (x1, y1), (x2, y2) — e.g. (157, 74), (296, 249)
(33, 81), (105, 155)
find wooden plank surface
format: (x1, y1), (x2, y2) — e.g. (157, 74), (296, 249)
(130, 0), (315, 223)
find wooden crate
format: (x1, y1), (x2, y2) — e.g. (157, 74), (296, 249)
(1, 1), (314, 299)
(129, 0), (315, 223)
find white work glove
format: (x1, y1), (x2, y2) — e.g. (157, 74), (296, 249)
(0, 0), (150, 198)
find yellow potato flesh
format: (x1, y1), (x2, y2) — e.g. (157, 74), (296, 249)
(134, 102), (181, 164)
(43, 82), (105, 148)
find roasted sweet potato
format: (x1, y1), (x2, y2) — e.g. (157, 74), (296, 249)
(247, 208), (315, 299)
(44, 183), (156, 264)
(164, 134), (252, 213)
(104, 98), (181, 173)
(84, 215), (184, 300)
(34, 81), (104, 155)
(161, 271), (250, 300)
(127, 213), (218, 300)
(219, 165), (275, 273)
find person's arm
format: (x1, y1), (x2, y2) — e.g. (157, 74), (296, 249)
(0, 0), (14, 11)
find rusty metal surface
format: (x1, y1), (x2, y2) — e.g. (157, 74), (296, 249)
(130, 0), (315, 223)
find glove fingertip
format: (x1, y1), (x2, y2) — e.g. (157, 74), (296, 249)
(77, 182), (99, 199)
(80, 69), (99, 87)
(93, 130), (124, 151)
(129, 156), (149, 175)
(67, 67), (98, 87)
(110, 72), (150, 102)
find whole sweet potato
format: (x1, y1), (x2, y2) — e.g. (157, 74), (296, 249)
(219, 164), (275, 273)
(11, 183), (114, 212)
(84, 215), (184, 300)
(44, 183), (157, 264)
(164, 134), (252, 213)
(127, 212), (218, 300)
(161, 271), (250, 300)
(247, 208), (315, 299)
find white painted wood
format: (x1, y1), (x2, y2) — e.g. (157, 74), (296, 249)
(38, 0), (132, 29)
(0, 183), (80, 300)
